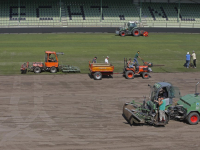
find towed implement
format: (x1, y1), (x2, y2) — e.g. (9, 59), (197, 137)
(89, 61), (114, 80)
(20, 51), (80, 74)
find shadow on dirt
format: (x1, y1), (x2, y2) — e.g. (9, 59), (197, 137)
(88, 73), (114, 80)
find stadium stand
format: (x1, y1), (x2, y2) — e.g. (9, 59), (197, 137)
(141, 2), (200, 22)
(62, 0), (139, 26)
(0, 0), (199, 27)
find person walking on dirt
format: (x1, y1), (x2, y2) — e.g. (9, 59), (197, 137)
(133, 51), (143, 65)
(105, 56), (109, 63)
(127, 58), (136, 70)
(192, 51), (196, 68)
(92, 57), (97, 63)
(186, 52), (190, 68)
(154, 97), (166, 121)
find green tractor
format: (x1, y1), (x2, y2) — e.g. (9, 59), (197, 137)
(168, 82), (200, 125)
(122, 82), (180, 126)
(115, 21), (148, 37)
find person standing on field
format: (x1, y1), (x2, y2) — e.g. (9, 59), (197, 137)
(105, 56), (109, 63)
(92, 57), (97, 63)
(133, 51), (143, 65)
(192, 51), (196, 68)
(186, 52), (190, 68)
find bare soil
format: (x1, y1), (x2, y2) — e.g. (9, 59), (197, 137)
(0, 72), (200, 150)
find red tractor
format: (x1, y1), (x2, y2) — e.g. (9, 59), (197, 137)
(123, 58), (153, 79)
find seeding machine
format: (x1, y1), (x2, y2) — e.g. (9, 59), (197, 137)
(123, 82), (200, 126)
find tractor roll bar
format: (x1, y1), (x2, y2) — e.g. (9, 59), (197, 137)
(195, 82), (200, 96)
(56, 52), (64, 55)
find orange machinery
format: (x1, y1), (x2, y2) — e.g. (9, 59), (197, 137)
(123, 58), (152, 79)
(20, 51), (64, 74)
(89, 62), (114, 80)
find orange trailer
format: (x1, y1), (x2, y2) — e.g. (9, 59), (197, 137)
(89, 62), (114, 80)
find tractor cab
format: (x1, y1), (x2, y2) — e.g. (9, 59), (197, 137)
(44, 51), (64, 68)
(45, 51), (59, 68)
(149, 82), (181, 108)
(124, 21), (138, 31)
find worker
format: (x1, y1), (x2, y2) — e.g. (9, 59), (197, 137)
(162, 89), (168, 98)
(158, 88), (167, 98)
(192, 50), (196, 68)
(133, 51), (143, 65)
(48, 54), (54, 62)
(154, 97), (166, 122)
(186, 52), (190, 68)
(92, 57), (97, 63)
(105, 56), (109, 63)
(127, 58), (136, 70)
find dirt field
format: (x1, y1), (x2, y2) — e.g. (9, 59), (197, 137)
(0, 72), (200, 150)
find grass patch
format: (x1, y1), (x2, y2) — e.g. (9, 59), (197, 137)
(0, 33), (199, 75)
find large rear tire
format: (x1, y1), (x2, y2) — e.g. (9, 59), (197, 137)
(34, 67), (41, 73)
(120, 31), (126, 37)
(132, 29), (140, 37)
(142, 72), (149, 79)
(187, 112), (199, 125)
(125, 71), (134, 79)
(50, 67), (57, 73)
(93, 72), (102, 80)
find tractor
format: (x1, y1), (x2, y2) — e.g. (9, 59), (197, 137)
(168, 82), (200, 125)
(20, 51), (80, 74)
(122, 82), (180, 126)
(123, 58), (153, 79)
(115, 21), (148, 37)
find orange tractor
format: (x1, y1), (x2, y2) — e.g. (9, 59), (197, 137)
(123, 58), (153, 79)
(20, 51), (80, 74)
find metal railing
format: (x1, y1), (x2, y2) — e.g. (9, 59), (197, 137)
(0, 21), (200, 28)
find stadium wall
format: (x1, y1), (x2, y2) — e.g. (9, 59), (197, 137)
(0, 27), (200, 34)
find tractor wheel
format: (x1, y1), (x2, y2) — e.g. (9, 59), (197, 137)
(132, 29), (140, 37)
(125, 71), (134, 79)
(34, 67), (41, 74)
(50, 67), (57, 73)
(93, 72), (102, 80)
(120, 31), (126, 37)
(142, 72), (149, 79)
(187, 112), (199, 125)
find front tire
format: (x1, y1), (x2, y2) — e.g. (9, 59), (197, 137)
(50, 67), (57, 73)
(93, 72), (102, 80)
(120, 31), (126, 37)
(34, 67), (41, 73)
(187, 112), (199, 125)
(125, 71), (134, 79)
(142, 72), (149, 79)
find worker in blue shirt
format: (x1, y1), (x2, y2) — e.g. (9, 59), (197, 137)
(186, 52), (191, 68)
